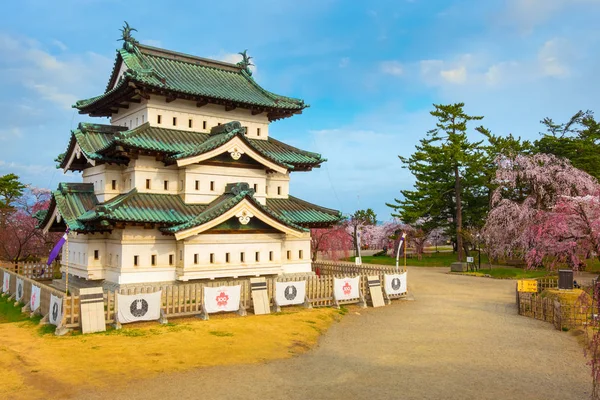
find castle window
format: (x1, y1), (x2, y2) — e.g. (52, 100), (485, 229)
(287, 250), (291, 260)
(116, 254), (119, 265)
(188, 118), (193, 128)
(253, 184), (257, 192)
(134, 255), (139, 266)
(269, 251), (273, 261)
(164, 180), (169, 190)
(157, 115), (162, 124)
(195, 180), (200, 190)
(299, 250), (303, 259)
(218, 122), (221, 126)
(94, 250), (99, 260)
(111, 180), (117, 190)
(203, 121), (207, 130)
(210, 253), (215, 264)
(257, 128), (261, 136)
(240, 252), (245, 263)
(194, 254), (199, 264)
(265, 186), (268, 195)
(130, 119), (132, 127)
(179, 250), (183, 260)
(169, 254), (174, 265)
(146, 179), (151, 189)
(255, 252), (260, 262)
(210, 181), (215, 191)
(277, 186), (281, 195)
(142, 115), (145, 124)
(151, 255), (156, 266)
(136, 117), (138, 126)
(226, 253), (230, 263)
(173, 117), (177, 126)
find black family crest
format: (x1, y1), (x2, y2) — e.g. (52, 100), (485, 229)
(391, 278), (401, 291)
(17, 283), (22, 299)
(52, 302), (60, 321)
(284, 285), (297, 301)
(130, 299), (149, 317)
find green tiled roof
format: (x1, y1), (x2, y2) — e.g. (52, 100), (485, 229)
(62, 121), (324, 171)
(38, 183), (99, 232)
(41, 183), (340, 233)
(164, 183), (307, 234)
(75, 44), (307, 119)
(266, 196), (342, 227)
(59, 123), (128, 170)
(78, 189), (205, 225)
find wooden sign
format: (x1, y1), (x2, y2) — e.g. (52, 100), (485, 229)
(79, 287), (106, 334)
(517, 280), (538, 293)
(250, 277), (270, 315)
(367, 275), (385, 308)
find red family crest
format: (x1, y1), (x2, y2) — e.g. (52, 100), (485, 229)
(31, 292), (36, 305)
(216, 291), (229, 307)
(343, 282), (352, 296)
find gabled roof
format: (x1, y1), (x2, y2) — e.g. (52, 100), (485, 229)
(74, 35), (307, 120)
(163, 183), (307, 237)
(60, 121), (324, 172)
(38, 183), (100, 232)
(59, 123), (128, 170)
(40, 183), (341, 234)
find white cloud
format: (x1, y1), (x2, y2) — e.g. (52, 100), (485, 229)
(380, 60), (403, 76)
(51, 39), (68, 51)
(0, 34), (112, 109)
(538, 39), (570, 77)
(418, 39), (572, 88)
(440, 66), (467, 84)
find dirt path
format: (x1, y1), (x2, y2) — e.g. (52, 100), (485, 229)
(79, 268), (591, 400)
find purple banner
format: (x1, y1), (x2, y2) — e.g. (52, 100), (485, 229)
(47, 228), (69, 266)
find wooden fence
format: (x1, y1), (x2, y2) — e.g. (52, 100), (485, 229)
(517, 288), (597, 331)
(1, 260), (409, 332)
(0, 262), (60, 281)
(312, 260), (398, 276)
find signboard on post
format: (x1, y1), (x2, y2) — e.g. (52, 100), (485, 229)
(203, 285), (242, 314)
(517, 280), (538, 293)
(466, 257), (474, 263)
(275, 280), (307, 307)
(117, 291), (163, 324)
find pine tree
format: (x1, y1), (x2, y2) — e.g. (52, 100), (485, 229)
(387, 103), (488, 262)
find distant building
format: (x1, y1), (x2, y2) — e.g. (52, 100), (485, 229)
(39, 24), (341, 288)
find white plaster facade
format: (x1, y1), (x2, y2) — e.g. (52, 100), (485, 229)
(59, 90), (313, 286)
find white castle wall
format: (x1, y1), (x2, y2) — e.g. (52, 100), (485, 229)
(110, 97), (270, 139)
(60, 227), (311, 284)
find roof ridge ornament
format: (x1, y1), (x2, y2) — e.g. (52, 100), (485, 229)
(119, 21), (139, 53)
(237, 50), (254, 76)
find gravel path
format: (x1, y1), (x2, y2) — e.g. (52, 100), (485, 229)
(80, 268), (591, 400)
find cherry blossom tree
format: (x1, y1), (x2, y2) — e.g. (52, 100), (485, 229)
(0, 187), (59, 263)
(483, 153), (600, 269)
(311, 225), (353, 261)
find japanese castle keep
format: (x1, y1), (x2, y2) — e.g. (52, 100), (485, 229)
(39, 24), (341, 287)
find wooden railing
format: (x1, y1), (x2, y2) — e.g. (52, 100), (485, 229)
(312, 260), (398, 276)
(0, 262), (60, 281)
(1, 261), (410, 332)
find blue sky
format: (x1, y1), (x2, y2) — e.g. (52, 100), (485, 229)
(0, 0), (599, 220)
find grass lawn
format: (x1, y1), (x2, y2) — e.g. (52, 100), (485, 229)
(0, 302), (345, 400)
(462, 268), (556, 279)
(348, 252), (490, 267)
(0, 295), (28, 324)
